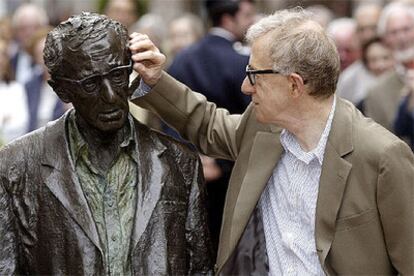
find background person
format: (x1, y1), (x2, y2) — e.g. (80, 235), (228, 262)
(0, 37), (28, 143)
(336, 2), (382, 105)
(364, 2), (414, 132)
(165, 0), (256, 253)
(10, 3), (48, 85)
(24, 26), (68, 132)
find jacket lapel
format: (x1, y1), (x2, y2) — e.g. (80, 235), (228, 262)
(315, 98), (353, 271)
(220, 129), (283, 269)
(40, 114), (102, 253)
(131, 125), (167, 249)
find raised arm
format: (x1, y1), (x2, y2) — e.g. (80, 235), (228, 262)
(129, 33), (246, 161)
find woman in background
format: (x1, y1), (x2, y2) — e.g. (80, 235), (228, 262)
(357, 37), (395, 111)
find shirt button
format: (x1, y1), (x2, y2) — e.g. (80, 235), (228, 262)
(108, 201), (114, 207)
(111, 235), (117, 241)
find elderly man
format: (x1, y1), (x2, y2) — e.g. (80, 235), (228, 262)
(0, 12), (212, 275)
(336, 2), (382, 104)
(130, 8), (414, 275)
(364, 2), (414, 131)
(11, 3), (49, 84)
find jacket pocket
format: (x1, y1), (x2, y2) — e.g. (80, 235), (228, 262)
(335, 209), (377, 232)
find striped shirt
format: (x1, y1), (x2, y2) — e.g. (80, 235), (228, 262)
(260, 97), (336, 275)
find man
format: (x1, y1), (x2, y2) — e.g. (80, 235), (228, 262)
(336, 2), (382, 104)
(169, 0), (255, 115)
(364, 2), (414, 131)
(395, 87), (414, 150)
(105, 0), (138, 32)
(327, 17), (360, 71)
(167, 0), (256, 252)
(0, 12), (212, 275)
(10, 3), (49, 85)
(130, 8), (414, 275)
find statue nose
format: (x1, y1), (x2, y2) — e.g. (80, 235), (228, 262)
(101, 78), (117, 103)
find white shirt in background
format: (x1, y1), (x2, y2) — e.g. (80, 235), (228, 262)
(0, 81), (29, 142)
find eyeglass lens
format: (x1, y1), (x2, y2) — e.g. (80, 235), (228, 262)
(81, 67), (130, 93)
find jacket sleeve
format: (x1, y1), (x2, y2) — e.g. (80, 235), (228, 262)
(377, 139), (414, 274)
(185, 157), (214, 275)
(0, 171), (19, 275)
(131, 72), (249, 161)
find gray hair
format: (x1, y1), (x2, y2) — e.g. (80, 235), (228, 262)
(12, 3), (48, 28)
(246, 7), (340, 98)
(44, 12), (129, 78)
(377, 2), (414, 37)
(326, 17), (356, 38)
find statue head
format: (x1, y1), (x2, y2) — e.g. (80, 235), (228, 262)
(44, 12), (132, 133)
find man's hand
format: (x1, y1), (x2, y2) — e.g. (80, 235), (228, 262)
(129, 32), (166, 87)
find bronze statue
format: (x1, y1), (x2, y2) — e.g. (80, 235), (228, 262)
(0, 12), (212, 275)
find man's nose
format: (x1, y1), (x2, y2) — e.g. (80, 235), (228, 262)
(241, 76), (255, 95)
(101, 79), (117, 103)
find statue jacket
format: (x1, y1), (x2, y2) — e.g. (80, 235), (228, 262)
(0, 111), (213, 275)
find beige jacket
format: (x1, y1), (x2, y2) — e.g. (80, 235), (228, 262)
(133, 72), (414, 275)
(364, 70), (404, 132)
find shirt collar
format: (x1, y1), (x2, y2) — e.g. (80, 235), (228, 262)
(67, 110), (137, 167)
(280, 96), (336, 165)
(209, 27), (236, 42)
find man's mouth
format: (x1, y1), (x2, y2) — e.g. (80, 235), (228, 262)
(98, 109), (123, 122)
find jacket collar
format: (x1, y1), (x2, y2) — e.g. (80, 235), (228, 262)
(314, 97), (353, 272)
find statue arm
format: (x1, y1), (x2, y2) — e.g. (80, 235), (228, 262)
(0, 174), (19, 275)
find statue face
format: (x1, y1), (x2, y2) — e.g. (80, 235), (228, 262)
(58, 28), (131, 133)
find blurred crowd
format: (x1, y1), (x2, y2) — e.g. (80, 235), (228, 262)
(1, 0), (414, 251)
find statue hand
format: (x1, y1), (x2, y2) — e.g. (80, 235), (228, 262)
(129, 32), (166, 87)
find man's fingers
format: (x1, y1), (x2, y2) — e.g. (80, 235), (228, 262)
(128, 32), (166, 87)
(129, 39), (157, 54)
(129, 32), (149, 41)
(131, 50), (164, 64)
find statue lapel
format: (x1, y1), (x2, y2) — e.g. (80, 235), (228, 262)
(40, 116), (102, 254)
(131, 126), (167, 250)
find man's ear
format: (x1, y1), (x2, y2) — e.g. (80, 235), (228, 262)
(288, 73), (306, 98)
(48, 79), (72, 103)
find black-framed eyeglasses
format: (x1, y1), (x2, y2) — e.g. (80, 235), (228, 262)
(246, 64), (280, 86)
(54, 61), (133, 94)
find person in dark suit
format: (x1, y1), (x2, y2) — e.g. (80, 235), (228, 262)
(10, 3), (48, 85)
(24, 67), (65, 132)
(394, 74), (414, 150)
(24, 26), (67, 133)
(0, 12), (212, 275)
(167, 0), (256, 253)
(168, 0), (255, 114)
